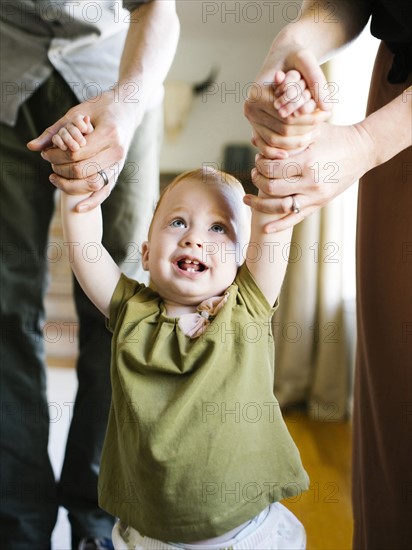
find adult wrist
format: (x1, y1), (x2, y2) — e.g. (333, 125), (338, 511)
(353, 121), (378, 177)
(112, 82), (146, 128)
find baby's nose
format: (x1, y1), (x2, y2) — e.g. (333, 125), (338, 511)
(184, 238), (202, 248)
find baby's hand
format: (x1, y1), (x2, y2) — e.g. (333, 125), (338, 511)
(51, 114), (94, 152)
(273, 70), (317, 118)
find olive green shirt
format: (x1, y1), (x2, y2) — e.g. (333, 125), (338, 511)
(99, 263), (309, 542)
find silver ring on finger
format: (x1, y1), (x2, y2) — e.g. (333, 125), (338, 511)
(291, 195), (301, 214)
(98, 170), (109, 186)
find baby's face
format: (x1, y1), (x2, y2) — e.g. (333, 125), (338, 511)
(142, 177), (248, 308)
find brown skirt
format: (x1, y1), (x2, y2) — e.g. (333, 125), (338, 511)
(353, 42), (412, 549)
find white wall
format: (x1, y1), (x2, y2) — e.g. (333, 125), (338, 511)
(160, 2), (380, 181)
(328, 25), (379, 300)
(160, 0), (291, 172)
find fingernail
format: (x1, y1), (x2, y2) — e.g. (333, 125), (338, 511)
(41, 151), (47, 159)
(49, 174), (56, 183)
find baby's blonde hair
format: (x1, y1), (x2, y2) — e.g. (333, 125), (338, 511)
(147, 166), (250, 241)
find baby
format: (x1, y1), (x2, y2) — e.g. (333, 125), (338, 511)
(54, 71), (315, 550)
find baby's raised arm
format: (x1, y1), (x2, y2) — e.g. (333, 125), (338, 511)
(246, 184), (293, 306)
(55, 114), (120, 316)
(246, 69), (315, 304)
(60, 189), (122, 318)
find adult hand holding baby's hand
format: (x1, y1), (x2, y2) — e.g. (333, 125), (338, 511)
(244, 123), (372, 233)
(244, 46), (332, 159)
(244, 44), (342, 232)
(27, 88), (143, 211)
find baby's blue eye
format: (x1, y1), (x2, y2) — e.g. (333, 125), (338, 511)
(170, 219), (186, 228)
(210, 224), (225, 234)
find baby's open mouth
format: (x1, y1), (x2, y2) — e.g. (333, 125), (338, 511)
(177, 258), (207, 273)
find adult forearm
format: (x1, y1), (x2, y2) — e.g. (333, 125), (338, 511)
(356, 88), (412, 171)
(30, 1), (180, 210)
(245, 1), (372, 145)
(245, 87), (412, 234)
(273, 0), (371, 65)
(118, 1), (180, 112)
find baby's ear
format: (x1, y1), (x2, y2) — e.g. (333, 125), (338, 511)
(141, 241), (150, 271)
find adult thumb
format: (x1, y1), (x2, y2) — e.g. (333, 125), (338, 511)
(295, 50), (332, 112)
(27, 120), (65, 151)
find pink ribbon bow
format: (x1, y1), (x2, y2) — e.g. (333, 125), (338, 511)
(178, 292), (229, 338)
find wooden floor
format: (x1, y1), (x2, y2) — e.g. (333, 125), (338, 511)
(284, 411), (353, 550)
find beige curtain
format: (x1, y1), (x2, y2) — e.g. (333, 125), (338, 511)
(273, 199), (355, 421)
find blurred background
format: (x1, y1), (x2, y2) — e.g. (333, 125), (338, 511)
(46, 2), (380, 548)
